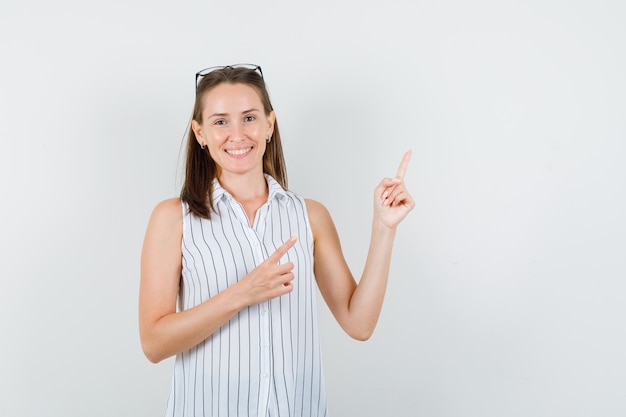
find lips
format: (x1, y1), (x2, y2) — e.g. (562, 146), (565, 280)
(225, 147), (253, 156)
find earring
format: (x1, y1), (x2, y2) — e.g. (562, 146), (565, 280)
(201, 144), (206, 149)
(266, 135), (271, 143)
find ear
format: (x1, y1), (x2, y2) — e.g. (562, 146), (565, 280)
(267, 111), (276, 138)
(191, 120), (205, 147)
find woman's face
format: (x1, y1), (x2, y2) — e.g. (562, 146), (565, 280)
(192, 82), (275, 179)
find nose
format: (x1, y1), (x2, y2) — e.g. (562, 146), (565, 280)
(229, 121), (245, 141)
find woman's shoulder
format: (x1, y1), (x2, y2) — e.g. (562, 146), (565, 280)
(304, 198), (327, 215)
(304, 198), (334, 231)
(153, 197), (182, 213)
(149, 198), (183, 226)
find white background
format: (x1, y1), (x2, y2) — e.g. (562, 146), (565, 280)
(1, 0), (625, 416)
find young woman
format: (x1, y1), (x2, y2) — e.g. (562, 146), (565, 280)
(139, 64), (414, 417)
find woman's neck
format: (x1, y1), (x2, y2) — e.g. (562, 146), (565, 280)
(217, 171), (268, 203)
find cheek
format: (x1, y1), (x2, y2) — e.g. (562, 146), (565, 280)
(206, 140), (223, 158)
(205, 133), (223, 155)
(243, 124), (261, 136)
(207, 129), (227, 144)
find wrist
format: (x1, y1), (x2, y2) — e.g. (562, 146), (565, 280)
(221, 283), (249, 313)
(372, 218), (397, 238)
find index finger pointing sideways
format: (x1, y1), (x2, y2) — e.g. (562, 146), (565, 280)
(395, 149), (412, 180)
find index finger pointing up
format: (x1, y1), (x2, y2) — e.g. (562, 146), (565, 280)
(269, 236), (297, 263)
(396, 149), (412, 179)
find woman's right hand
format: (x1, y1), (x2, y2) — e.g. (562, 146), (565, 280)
(236, 236), (298, 306)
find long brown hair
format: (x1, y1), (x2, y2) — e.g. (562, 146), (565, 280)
(180, 67), (288, 219)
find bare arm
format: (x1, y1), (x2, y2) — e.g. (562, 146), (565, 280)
(139, 198), (297, 363)
(308, 150), (414, 341)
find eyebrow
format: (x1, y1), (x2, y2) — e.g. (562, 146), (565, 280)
(208, 108), (261, 118)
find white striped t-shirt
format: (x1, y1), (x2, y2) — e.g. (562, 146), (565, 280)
(166, 175), (328, 417)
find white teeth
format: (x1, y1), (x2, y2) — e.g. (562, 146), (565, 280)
(226, 148), (251, 156)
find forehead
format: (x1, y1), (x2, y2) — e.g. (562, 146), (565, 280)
(201, 82), (264, 113)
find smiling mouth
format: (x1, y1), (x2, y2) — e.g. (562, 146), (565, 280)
(225, 147), (253, 156)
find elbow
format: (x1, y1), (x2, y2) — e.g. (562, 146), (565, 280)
(351, 331), (373, 342)
(346, 325), (375, 342)
(140, 319), (175, 363)
(140, 334), (169, 364)
(142, 342), (164, 364)
(340, 316), (377, 341)
(144, 350), (164, 364)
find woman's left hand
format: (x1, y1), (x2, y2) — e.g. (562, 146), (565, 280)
(374, 150), (415, 229)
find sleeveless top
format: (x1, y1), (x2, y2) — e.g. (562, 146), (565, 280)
(166, 175), (328, 417)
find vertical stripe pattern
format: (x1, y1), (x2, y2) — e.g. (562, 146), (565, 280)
(166, 175), (328, 417)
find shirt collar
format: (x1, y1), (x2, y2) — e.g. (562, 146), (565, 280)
(211, 174), (289, 205)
